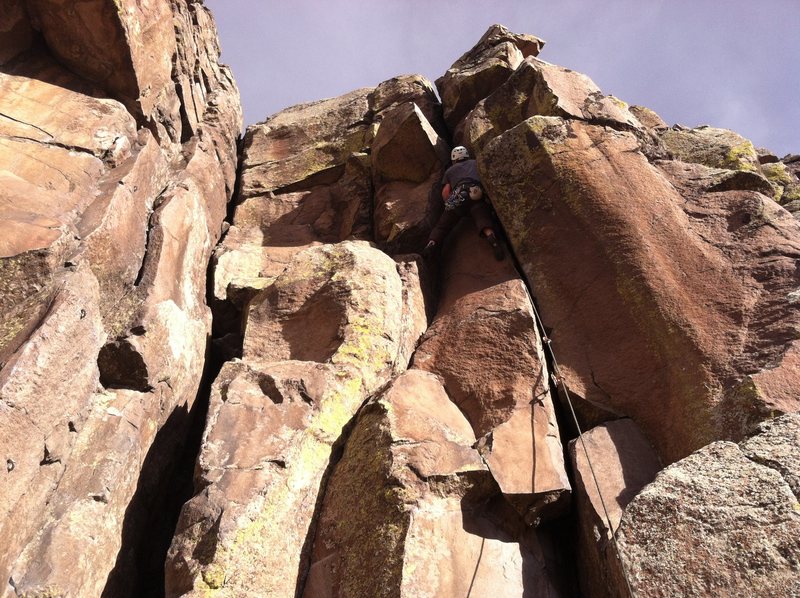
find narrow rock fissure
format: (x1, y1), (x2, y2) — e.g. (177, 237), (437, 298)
(501, 224), (585, 592)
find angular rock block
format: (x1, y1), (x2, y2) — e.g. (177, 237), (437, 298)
(569, 419), (661, 597)
(372, 102), (449, 253)
(480, 115), (800, 462)
(458, 56), (642, 151)
(616, 417), (800, 597)
(436, 24), (544, 130)
(413, 224), (570, 524)
(239, 88), (374, 198)
(302, 369), (561, 598)
(166, 242), (428, 597)
(659, 125), (761, 172)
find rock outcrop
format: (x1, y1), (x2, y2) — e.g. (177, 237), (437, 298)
(0, 1), (240, 595)
(301, 369), (559, 598)
(2, 13), (799, 598)
(616, 414), (800, 597)
(165, 242), (427, 596)
(413, 223), (570, 524)
(480, 116), (800, 462)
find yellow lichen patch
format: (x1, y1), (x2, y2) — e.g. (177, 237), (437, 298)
(201, 564), (225, 590)
(760, 163), (796, 202)
(724, 140), (758, 172)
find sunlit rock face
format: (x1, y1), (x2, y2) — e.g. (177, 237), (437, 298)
(3, 11), (800, 598)
(0, 1), (241, 595)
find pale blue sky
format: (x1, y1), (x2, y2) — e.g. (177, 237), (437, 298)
(206, 0), (798, 156)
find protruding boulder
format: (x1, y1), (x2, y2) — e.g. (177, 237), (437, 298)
(372, 102), (449, 253)
(761, 161), (800, 204)
(369, 74), (443, 132)
(629, 105), (668, 131)
(302, 369), (561, 598)
(660, 125), (760, 172)
(166, 241), (428, 597)
(458, 56), (642, 151)
(436, 24), (544, 130)
(616, 424), (800, 597)
(413, 223), (570, 523)
(569, 419), (661, 597)
(656, 158), (774, 199)
(239, 88), (374, 197)
(480, 116), (800, 462)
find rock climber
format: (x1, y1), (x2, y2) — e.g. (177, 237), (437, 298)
(423, 146), (505, 261)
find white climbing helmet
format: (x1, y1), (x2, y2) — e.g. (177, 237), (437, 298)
(451, 146), (469, 161)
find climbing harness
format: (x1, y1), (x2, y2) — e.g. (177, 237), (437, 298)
(523, 286), (638, 598)
(445, 179), (482, 211)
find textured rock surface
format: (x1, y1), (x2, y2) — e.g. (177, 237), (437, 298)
(660, 125), (761, 172)
(166, 242), (428, 596)
(458, 56), (641, 151)
(213, 74), (444, 320)
(0, 1), (241, 595)
(616, 417), (800, 597)
(436, 24), (544, 130)
(3, 16), (799, 598)
(569, 419), (662, 598)
(371, 101), (449, 253)
(301, 369), (561, 598)
(413, 223), (570, 523)
(480, 116), (800, 462)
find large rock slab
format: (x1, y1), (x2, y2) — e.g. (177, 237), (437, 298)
(166, 241), (428, 597)
(413, 223), (570, 523)
(436, 24), (544, 131)
(302, 369), (561, 598)
(239, 88), (374, 198)
(569, 419), (661, 598)
(480, 116), (800, 462)
(616, 417), (800, 597)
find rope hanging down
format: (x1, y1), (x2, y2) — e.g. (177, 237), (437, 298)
(520, 282), (637, 598)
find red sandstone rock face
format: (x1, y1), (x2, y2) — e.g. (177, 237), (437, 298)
(302, 369), (562, 598)
(480, 116), (800, 463)
(457, 56), (642, 151)
(413, 223), (570, 524)
(0, 1), (241, 595)
(3, 14), (799, 598)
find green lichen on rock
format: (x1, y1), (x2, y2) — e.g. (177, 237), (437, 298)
(723, 140), (758, 172)
(660, 126), (759, 173)
(760, 162), (800, 203)
(201, 564), (225, 590)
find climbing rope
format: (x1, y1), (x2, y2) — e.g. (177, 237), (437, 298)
(519, 281), (638, 598)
